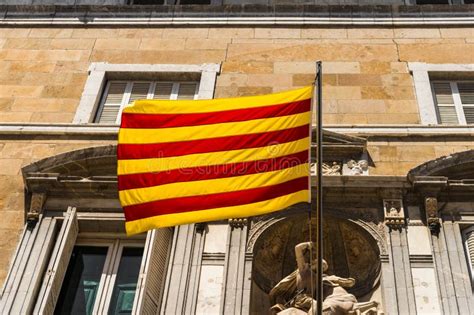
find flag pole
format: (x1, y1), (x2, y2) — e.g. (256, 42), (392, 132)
(315, 60), (323, 315)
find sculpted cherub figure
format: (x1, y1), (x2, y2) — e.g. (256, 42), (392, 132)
(269, 242), (360, 315)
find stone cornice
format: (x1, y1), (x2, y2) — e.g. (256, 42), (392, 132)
(2, 123), (474, 139)
(0, 4), (473, 26)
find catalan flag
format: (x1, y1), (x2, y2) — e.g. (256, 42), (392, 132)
(118, 86), (313, 235)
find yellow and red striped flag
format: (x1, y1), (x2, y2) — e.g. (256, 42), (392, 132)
(118, 86), (313, 235)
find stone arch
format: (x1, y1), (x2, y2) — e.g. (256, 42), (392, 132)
(408, 149), (474, 179)
(22, 145), (117, 177)
(248, 209), (383, 313)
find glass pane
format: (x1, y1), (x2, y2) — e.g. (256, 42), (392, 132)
(108, 247), (144, 315)
(128, 82), (151, 104)
(153, 82), (173, 100)
(55, 246), (108, 315)
(177, 83), (197, 100)
(432, 82), (454, 105)
(458, 82), (474, 105)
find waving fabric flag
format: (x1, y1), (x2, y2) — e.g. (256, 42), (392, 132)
(118, 86), (313, 235)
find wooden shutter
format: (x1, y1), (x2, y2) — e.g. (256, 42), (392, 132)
(433, 82), (458, 124)
(152, 83), (174, 100)
(177, 83), (198, 100)
(96, 82), (127, 124)
(128, 82), (151, 104)
(132, 228), (173, 315)
(464, 227), (474, 284)
(458, 82), (474, 124)
(34, 207), (78, 314)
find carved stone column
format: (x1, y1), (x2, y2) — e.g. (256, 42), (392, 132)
(383, 199), (417, 315)
(221, 218), (249, 315)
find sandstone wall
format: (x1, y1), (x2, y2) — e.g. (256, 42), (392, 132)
(0, 25), (474, 284)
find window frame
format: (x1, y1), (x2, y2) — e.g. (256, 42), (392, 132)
(73, 62), (221, 124)
(409, 62), (474, 125)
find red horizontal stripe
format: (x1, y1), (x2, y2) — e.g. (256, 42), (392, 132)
(124, 176), (308, 222)
(118, 150), (309, 191)
(117, 124), (309, 160)
(120, 99), (311, 129)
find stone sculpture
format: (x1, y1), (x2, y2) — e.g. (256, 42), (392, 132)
(269, 242), (381, 315)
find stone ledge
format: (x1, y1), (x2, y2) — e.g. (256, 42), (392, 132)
(4, 123), (474, 138)
(0, 4), (473, 25)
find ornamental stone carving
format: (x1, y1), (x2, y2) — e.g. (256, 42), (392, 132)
(229, 218), (248, 229)
(310, 161), (342, 176)
(383, 199), (405, 229)
(425, 197), (440, 234)
(344, 159), (369, 176)
(269, 242), (381, 315)
(26, 193), (46, 222)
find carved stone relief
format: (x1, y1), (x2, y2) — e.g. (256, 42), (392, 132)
(26, 193), (46, 222)
(383, 199), (405, 229)
(310, 161), (343, 176)
(425, 197), (440, 234)
(250, 214), (381, 299)
(344, 159), (369, 176)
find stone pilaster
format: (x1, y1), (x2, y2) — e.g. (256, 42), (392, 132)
(383, 198), (417, 315)
(221, 218), (249, 315)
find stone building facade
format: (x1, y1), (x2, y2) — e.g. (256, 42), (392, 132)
(0, 1), (474, 314)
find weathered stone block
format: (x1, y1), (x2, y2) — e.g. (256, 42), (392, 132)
(399, 44), (474, 63)
(29, 28), (73, 39)
(208, 28), (254, 39)
(140, 38), (186, 51)
(394, 28), (441, 39)
(162, 28), (209, 39)
(4, 38), (51, 50)
(337, 74), (382, 86)
(9, 61), (56, 73)
(274, 61), (316, 74)
(94, 38), (141, 50)
(348, 28), (394, 39)
(222, 61), (273, 74)
(50, 38), (95, 50)
(360, 62), (391, 74)
(301, 28), (347, 39)
(254, 28), (300, 39)
(185, 38), (230, 50)
(0, 159), (23, 175)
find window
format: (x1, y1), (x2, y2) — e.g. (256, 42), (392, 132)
(408, 63), (474, 125)
(416, 0), (450, 4)
(0, 207), (173, 314)
(55, 241), (144, 315)
(73, 63), (220, 124)
(432, 81), (474, 125)
(128, 0), (212, 4)
(462, 226), (474, 286)
(94, 81), (199, 124)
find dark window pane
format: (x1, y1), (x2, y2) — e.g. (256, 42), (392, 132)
(108, 247), (144, 315)
(130, 0), (165, 4)
(465, 0), (474, 3)
(55, 247), (108, 315)
(416, 0), (450, 4)
(179, 0), (211, 4)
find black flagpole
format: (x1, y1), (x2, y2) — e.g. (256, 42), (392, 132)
(315, 60), (323, 315)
